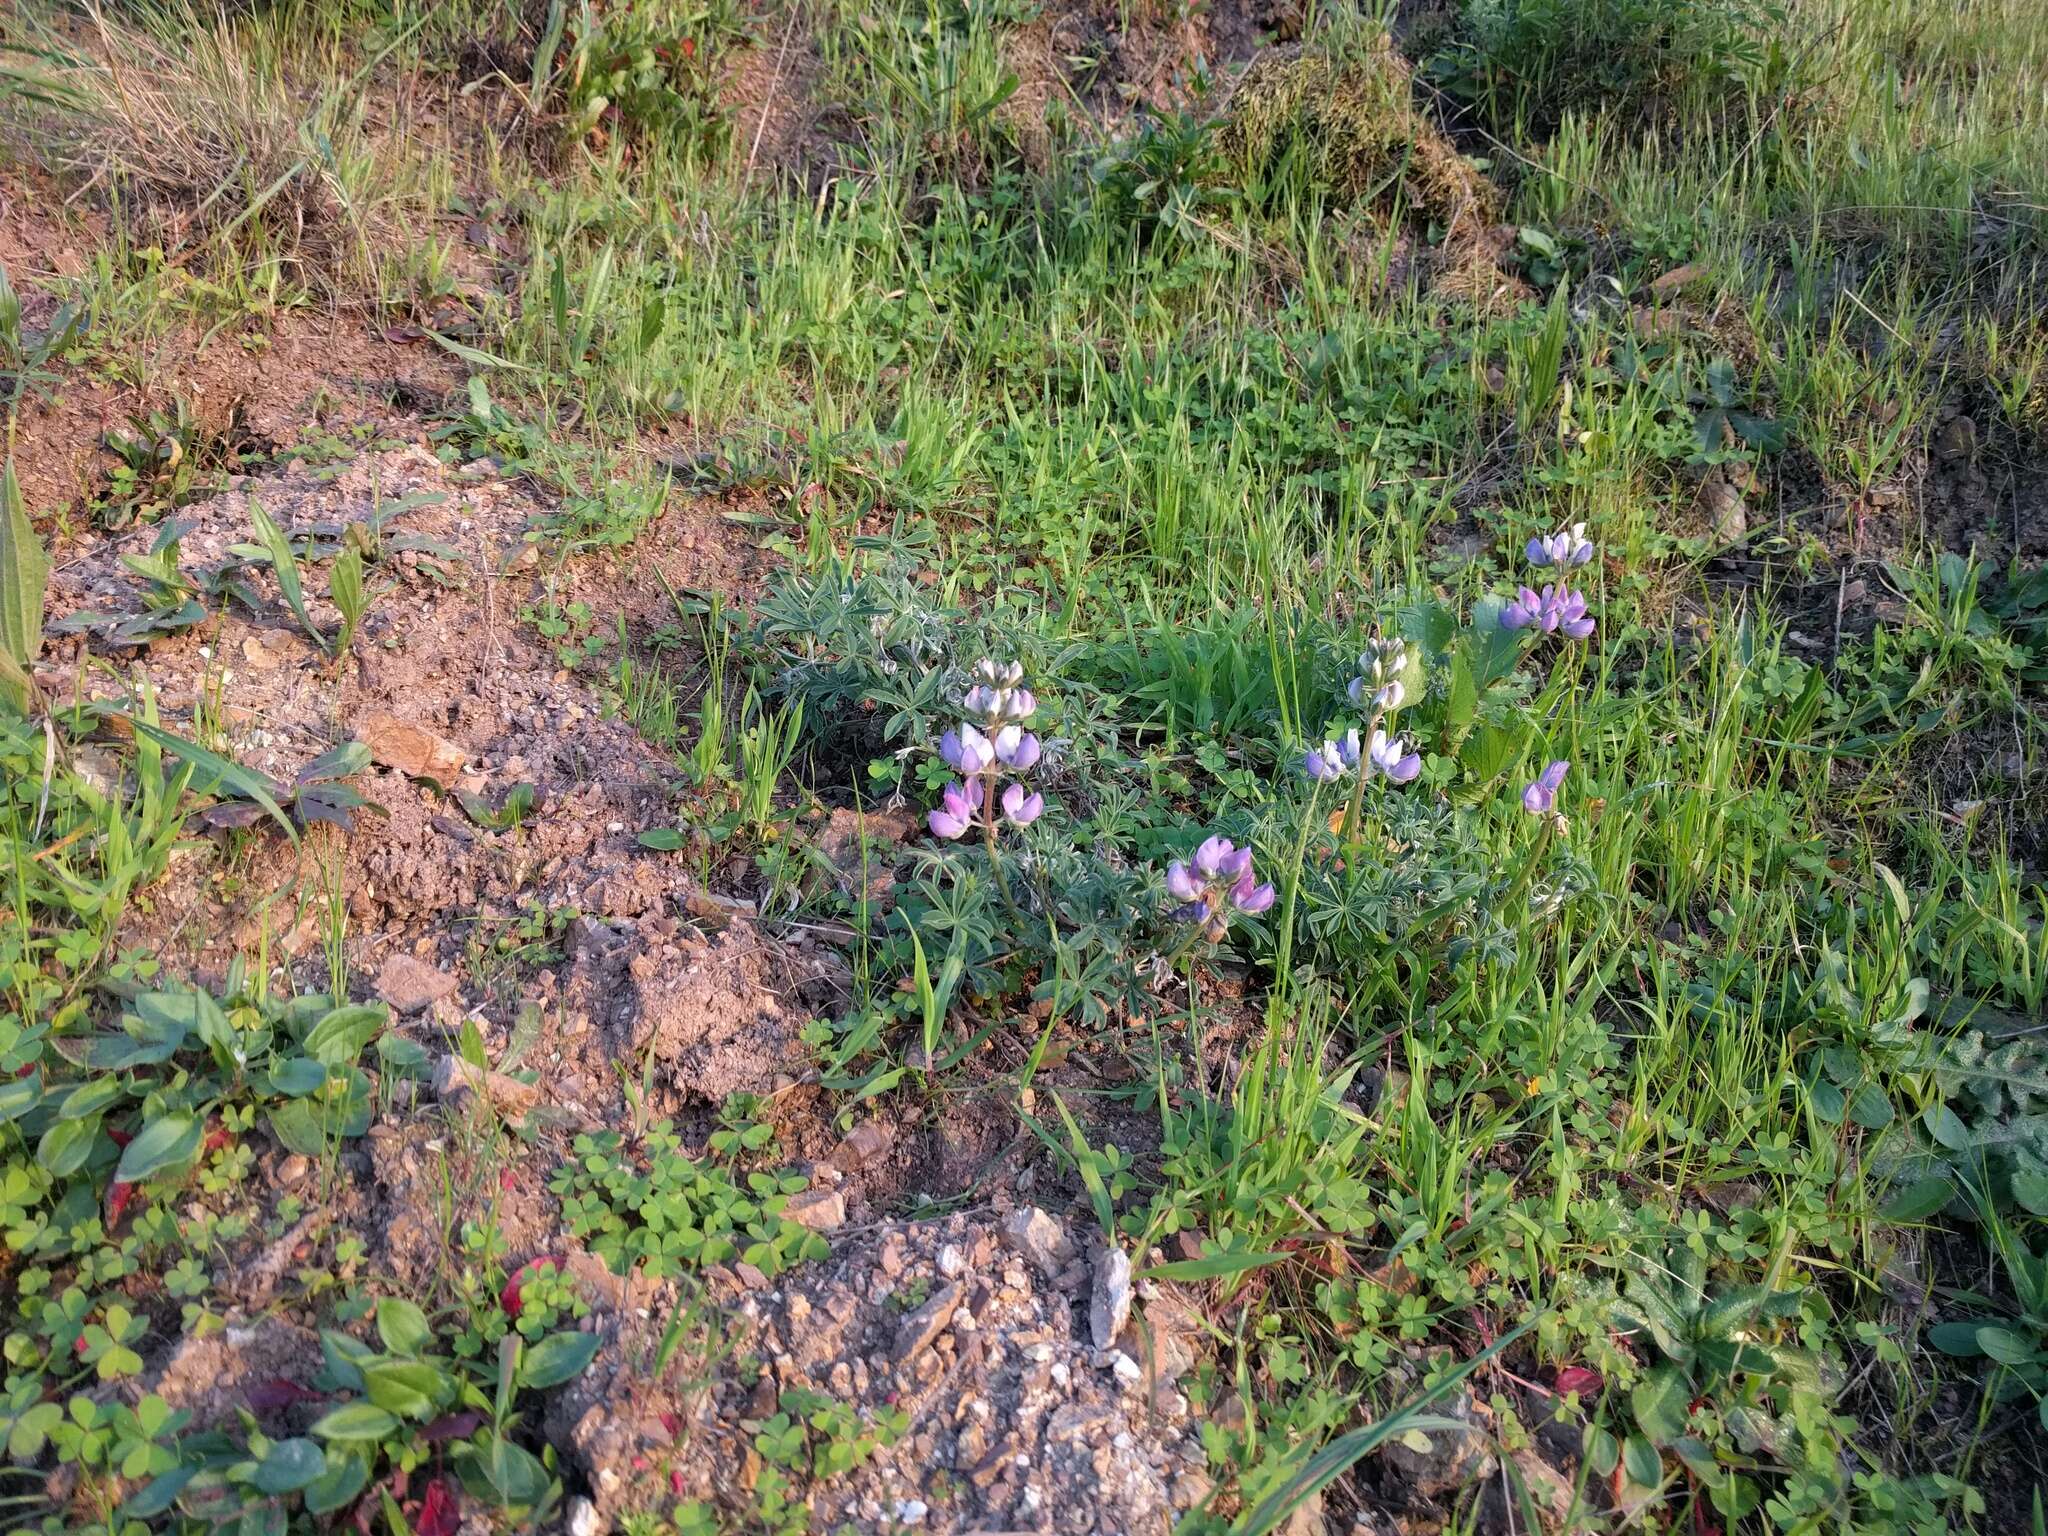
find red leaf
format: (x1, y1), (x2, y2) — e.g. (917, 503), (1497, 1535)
(106, 1181), (138, 1227)
(419, 1411), (484, 1444)
(1552, 1365), (1603, 1398)
(414, 1477), (460, 1536)
(500, 1256), (563, 1317)
(107, 1127), (134, 1148)
(245, 1378), (326, 1411)
(203, 1123), (233, 1153)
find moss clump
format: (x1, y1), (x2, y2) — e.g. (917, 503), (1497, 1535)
(1217, 39), (1496, 239)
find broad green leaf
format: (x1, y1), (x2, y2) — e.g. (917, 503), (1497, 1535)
(2011, 1170), (2048, 1217)
(38, 1114), (100, 1177)
(304, 1005), (386, 1066)
(363, 1359), (452, 1418)
(115, 1113), (202, 1182)
(1881, 1176), (1954, 1224)
(267, 1057), (328, 1096)
(1977, 1326), (2039, 1366)
(1924, 1104), (1972, 1152)
(1927, 1321), (1986, 1357)
(1621, 1433), (1662, 1487)
(1631, 1364), (1690, 1444)
(252, 1437), (327, 1495)
(518, 1330), (600, 1390)
(376, 1297), (432, 1356)
(311, 1402), (400, 1441)
(304, 1450), (369, 1515)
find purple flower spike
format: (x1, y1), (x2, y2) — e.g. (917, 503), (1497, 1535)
(1001, 782), (1043, 827)
(929, 781), (976, 839)
(1503, 586), (1542, 631)
(1005, 688), (1037, 722)
(1218, 846), (1254, 883)
(1521, 759), (1570, 816)
(1165, 860), (1202, 902)
(1234, 880), (1276, 915)
(1369, 728), (1421, 784)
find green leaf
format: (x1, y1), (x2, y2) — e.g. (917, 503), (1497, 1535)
(0, 461), (47, 712)
(249, 500), (327, 654)
(1881, 1176), (1954, 1224)
(2012, 1170), (2048, 1217)
(267, 1057), (329, 1096)
(115, 1113), (202, 1182)
(1977, 1326), (2040, 1366)
(0, 1068), (41, 1122)
(1631, 1364), (1690, 1444)
(364, 1359), (453, 1419)
(376, 1297), (433, 1356)
(518, 1330), (600, 1390)
(119, 1465), (196, 1519)
(252, 1437), (327, 1494)
(126, 717), (297, 842)
(1138, 1249), (1291, 1282)
(304, 1450), (369, 1515)
(1621, 1433), (1662, 1487)
(311, 1402), (400, 1441)
(38, 1114), (100, 1177)
(1847, 1082), (1893, 1130)
(637, 827), (685, 850)
(303, 1004), (386, 1066)
(1927, 1321), (1986, 1357)
(1924, 1103), (1972, 1152)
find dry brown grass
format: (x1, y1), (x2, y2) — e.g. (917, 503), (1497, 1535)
(1, 2), (428, 296)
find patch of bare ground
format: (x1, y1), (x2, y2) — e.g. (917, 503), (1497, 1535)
(34, 422), (1225, 1532)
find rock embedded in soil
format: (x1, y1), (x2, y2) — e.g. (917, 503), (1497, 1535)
(1001, 1203), (1073, 1278)
(359, 710), (468, 783)
(1090, 1244), (1133, 1350)
(1377, 1385), (1497, 1497)
(373, 952), (459, 1014)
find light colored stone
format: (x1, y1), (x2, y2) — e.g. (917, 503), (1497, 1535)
(374, 953), (459, 1014)
(1090, 1245), (1133, 1350)
(359, 711), (467, 783)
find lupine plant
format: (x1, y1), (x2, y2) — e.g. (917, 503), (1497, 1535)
(1302, 637), (1424, 842)
(1503, 521), (1598, 638)
(926, 659), (1045, 906)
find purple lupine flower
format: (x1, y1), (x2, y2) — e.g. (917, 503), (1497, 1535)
(929, 781), (976, 839)
(974, 658), (1025, 688)
(1192, 836), (1237, 881)
(992, 725), (1040, 770)
(1526, 522), (1594, 568)
(1503, 585), (1542, 631)
(1503, 583), (1595, 638)
(940, 725), (994, 777)
(1168, 836), (1275, 937)
(1003, 688), (1037, 722)
(1554, 587), (1595, 639)
(1001, 782), (1043, 827)
(1231, 871), (1276, 914)
(1304, 742), (1345, 781)
(1521, 760), (1569, 816)
(1368, 728), (1422, 784)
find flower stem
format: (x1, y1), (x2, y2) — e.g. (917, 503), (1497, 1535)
(981, 774), (1020, 916)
